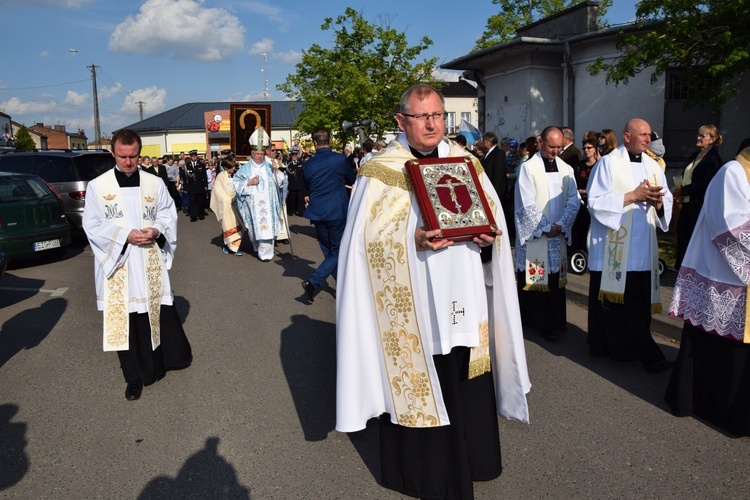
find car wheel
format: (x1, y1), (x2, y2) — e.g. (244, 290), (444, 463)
(39, 246), (68, 261)
(569, 249), (588, 275)
(658, 258), (666, 276)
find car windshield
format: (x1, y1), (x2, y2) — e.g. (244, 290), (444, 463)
(0, 176), (53, 203)
(71, 154), (114, 181)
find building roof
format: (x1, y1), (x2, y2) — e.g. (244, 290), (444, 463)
(440, 79), (478, 97)
(122, 101), (306, 133)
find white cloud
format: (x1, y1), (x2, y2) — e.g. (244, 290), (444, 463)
(2, 0), (96, 7)
(121, 86), (168, 116)
(249, 38), (274, 55)
(241, 2), (290, 31)
(109, 0), (245, 62)
(272, 50), (301, 65)
(63, 90), (88, 107)
(100, 83), (124, 99)
(0, 96), (58, 115)
(39, 51), (50, 58)
(227, 90), (267, 101)
(433, 69), (460, 82)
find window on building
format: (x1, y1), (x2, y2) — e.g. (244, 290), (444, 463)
(446, 112), (456, 135)
(461, 112), (471, 125)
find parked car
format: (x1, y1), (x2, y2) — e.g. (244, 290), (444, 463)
(0, 248), (6, 279)
(0, 151), (113, 230)
(0, 172), (71, 261)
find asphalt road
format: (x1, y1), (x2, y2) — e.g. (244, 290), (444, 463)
(1, 213), (748, 499)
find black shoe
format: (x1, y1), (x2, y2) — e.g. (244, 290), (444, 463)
(302, 280), (317, 302)
(279, 239), (289, 244)
(125, 380), (143, 400)
(190, 218), (197, 222)
(643, 359), (674, 374)
(199, 216), (205, 220)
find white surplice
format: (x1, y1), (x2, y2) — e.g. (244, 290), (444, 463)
(587, 145), (672, 272)
(83, 169), (177, 314)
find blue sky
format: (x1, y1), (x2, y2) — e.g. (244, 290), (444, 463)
(0, 0), (637, 139)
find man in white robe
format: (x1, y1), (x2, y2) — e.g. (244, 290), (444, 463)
(336, 84), (530, 499)
(83, 129), (192, 401)
(514, 126), (580, 340)
(586, 118), (673, 373)
(233, 129), (287, 262)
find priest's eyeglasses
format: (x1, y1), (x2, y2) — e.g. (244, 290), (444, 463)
(400, 112), (448, 122)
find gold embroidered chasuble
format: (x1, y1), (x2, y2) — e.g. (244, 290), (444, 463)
(335, 139), (530, 432)
(92, 169), (166, 351)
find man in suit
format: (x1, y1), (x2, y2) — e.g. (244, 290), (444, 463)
(300, 129), (357, 302)
(481, 131), (508, 211)
(182, 150), (208, 222)
(559, 127), (582, 166)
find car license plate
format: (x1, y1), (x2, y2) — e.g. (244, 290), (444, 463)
(34, 239), (61, 251)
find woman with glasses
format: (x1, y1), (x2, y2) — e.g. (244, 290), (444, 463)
(673, 125), (723, 269)
(577, 134), (600, 202)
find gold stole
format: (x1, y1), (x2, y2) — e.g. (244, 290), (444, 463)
(98, 170), (163, 351)
(524, 159), (570, 291)
(599, 154), (662, 313)
(359, 141), (491, 427)
(736, 148), (750, 343)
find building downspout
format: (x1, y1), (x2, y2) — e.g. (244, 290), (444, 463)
(462, 70), (486, 133)
(564, 41), (575, 130)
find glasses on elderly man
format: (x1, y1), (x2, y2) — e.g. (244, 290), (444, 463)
(400, 112), (448, 122)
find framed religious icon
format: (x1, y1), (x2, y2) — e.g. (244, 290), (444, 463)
(405, 157), (498, 242)
(230, 104), (271, 159)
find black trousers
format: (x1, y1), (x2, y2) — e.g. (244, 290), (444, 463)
(379, 346), (502, 500)
(188, 191), (206, 219)
(117, 305), (192, 385)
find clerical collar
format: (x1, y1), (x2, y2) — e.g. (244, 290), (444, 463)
(114, 166), (140, 187)
(409, 145), (438, 159)
(627, 151), (642, 162)
(542, 156), (558, 173)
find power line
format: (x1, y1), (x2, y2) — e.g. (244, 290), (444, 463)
(2, 79), (90, 90)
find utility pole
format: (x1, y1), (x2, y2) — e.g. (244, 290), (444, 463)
(69, 49), (101, 150)
(137, 101), (145, 122)
(90, 63), (101, 150)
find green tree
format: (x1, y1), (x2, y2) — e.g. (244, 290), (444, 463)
(588, 0), (749, 109)
(277, 7), (439, 144)
(13, 125), (36, 152)
(474, 0), (612, 50)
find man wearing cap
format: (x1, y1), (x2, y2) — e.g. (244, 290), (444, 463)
(183, 150), (208, 222)
(285, 150), (306, 217)
(233, 128), (287, 261)
(646, 131), (667, 171)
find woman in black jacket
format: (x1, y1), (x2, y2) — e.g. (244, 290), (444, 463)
(673, 124), (723, 269)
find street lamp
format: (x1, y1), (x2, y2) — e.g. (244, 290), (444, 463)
(69, 48), (101, 150)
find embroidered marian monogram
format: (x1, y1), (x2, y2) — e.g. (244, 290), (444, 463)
(143, 205), (156, 221)
(104, 202), (124, 220)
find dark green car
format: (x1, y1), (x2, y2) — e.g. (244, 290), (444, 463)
(0, 171), (71, 261)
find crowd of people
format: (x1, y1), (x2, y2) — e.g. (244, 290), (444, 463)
(82, 83), (750, 499)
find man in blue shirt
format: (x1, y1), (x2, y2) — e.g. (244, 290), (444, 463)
(301, 129), (357, 302)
